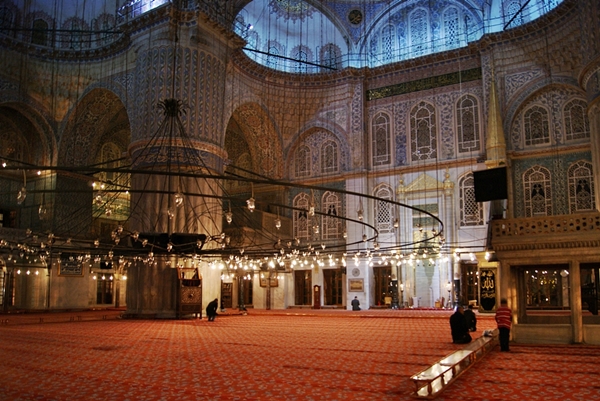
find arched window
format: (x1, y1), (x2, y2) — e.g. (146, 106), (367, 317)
(320, 140), (338, 174)
(456, 95), (481, 153)
(524, 105), (550, 146)
(291, 46), (312, 73)
(381, 25), (395, 62)
(32, 19), (49, 46)
(266, 42), (282, 69)
(523, 165), (552, 217)
(504, 1), (525, 28)
(293, 193), (310, 240)
(459, 173), (484, 226)
(443, 7), (460, 50)
(321, 191), (341, 240)
(564, 99), (590, 141)
(372, 112), (391, 167)
(320, 44), (340, 71)
(409, 8), (429, 57)
(410, 101), (437, 161)
(374, 185), (394, 234)
(246, 30), (259, 50)
(295, 145), (311, 178)
(568, 161), (595, 213)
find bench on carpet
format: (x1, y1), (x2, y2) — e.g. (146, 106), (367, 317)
(410, 329), (498, 399)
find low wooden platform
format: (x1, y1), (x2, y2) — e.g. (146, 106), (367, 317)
(411, 330), (498, 398)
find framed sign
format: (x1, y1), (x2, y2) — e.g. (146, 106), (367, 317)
(260, 277), (278, 287)
(58, 259), (84, 276)
(479, 268), (497, 311)
(348, 278), (364, 292)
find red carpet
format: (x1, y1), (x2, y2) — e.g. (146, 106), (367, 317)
(0, 309), (598, 400)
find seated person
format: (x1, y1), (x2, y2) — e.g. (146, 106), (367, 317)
(463, 304), (477, 332)
(449, 306), (472, 344)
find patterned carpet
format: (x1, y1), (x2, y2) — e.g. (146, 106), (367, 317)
(0, 309), (598, 400)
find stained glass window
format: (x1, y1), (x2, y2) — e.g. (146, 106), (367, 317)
(568, 161), (595, 213)
(293, 193), (310, 240)
(410, 102), (437, 161)
(295, 145), (311, 178)
(410, 9), (429, 57)
(372, 112), (391, 166)
(443, 7), (460, 49)
(564, 99), (590, 142)
(457, 95), (480, 153)
(374, 185), (394, 233)
(459, 173), (484, 226)
(322, 191), (341, 239)
(320, 140), (338, 174)
(524, 105), (550, 146)
(524, 165), (552, 217)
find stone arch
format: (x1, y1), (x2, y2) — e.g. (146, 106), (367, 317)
(59, 88), (131, 167)
(225, 102), (283, 180)
(0, 102), (55, 166)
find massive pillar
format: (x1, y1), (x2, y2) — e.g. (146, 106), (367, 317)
(125, 9), (232, 317)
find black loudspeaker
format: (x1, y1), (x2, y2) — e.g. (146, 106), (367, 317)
(473, 167), (508, 202)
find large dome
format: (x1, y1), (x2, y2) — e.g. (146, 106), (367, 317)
(234, 0), (564, 72)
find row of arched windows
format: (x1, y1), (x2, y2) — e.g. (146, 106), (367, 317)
(291, 160), (595, 239)
(523, 161), (595, 217)
(523, 99), (589, 147)
(294, 136), (340, 179)
(370, 95), (589, 168)
(0, 6), (117, 49)
(292, 191), (342, 240)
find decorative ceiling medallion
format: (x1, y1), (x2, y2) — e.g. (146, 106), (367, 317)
(348, 9), (363, 25)
(269, 0), (316, 23)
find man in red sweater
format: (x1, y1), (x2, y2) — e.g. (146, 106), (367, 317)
(495, 298), (512, 352)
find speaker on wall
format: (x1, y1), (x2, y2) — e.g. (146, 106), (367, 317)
(473, 167), (507, 202)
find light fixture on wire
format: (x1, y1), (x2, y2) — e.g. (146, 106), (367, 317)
(225, 201), (233, 224)
(247, 183), (255, 212)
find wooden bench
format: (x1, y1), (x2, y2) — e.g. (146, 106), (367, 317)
(411, 330), (498, 398)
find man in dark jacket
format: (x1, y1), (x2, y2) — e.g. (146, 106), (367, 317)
(449, 306), (472, 344)
(463, 304), (477, 332)
(206, 298), (219, 321)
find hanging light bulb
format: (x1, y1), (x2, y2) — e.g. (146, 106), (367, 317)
(167, 242), (173, 252)
(94, 193), (104, 206)
(105, 207), (112, 217)
(357, 199), (364, 220)
(343, 231), (348, 239)
(225, 210), (233, 224)
(313, 225), (319, 234)
(362, 234), (367, 242)
(132, 231), (139, 241)
(167, 207), (174, 219)
(275, 217), (282, 229)
(38, 204), (48, 220)
(17, 187), (26, 205)
(174, 192), (184, 208)
(246, 197), (255, 212)
(393, 218), (399, 228)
